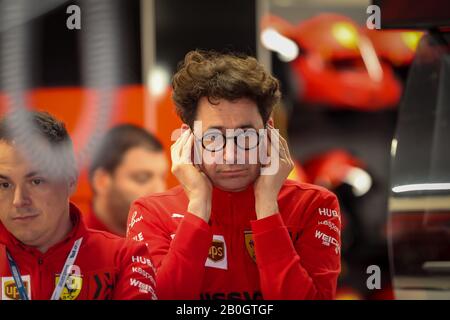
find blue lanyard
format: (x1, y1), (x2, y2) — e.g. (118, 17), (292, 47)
(6, 250), (29, 300)
(5, 237), (83, 300)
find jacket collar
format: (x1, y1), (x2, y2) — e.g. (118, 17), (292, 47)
(210, 183), (257, 226)
(212, 183), (254, 200)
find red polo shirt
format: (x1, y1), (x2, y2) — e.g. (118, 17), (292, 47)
(127, 179), (341, 300)
(1, 204), (157, 300)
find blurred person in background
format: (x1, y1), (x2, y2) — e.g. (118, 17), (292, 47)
(87, 124), (168, 237)
(0, 111), (156, 300)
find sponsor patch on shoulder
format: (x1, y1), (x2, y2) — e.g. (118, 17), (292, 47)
(315, 230), (340, 255)
(128, 211), (144, 233)
(318, 207), (340, 222)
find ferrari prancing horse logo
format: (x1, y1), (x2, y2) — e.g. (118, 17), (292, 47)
(55, 271), (83, 300)
(244, 231), (256, 263)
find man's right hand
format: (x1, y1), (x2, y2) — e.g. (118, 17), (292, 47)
(171, 129), (212, 223)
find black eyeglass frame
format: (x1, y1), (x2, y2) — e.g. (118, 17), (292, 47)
(194, 127), (265, 152)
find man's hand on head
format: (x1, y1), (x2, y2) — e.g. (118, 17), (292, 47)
(171, 128), (212, 223)
(254, 125), (294, 219)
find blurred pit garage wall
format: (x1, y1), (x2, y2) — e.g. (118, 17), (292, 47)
(0, 0), (258, 213)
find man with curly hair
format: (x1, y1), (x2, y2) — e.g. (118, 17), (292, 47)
(127, 50), (341, 300)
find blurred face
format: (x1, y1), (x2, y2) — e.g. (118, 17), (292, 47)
(101, 147), (168, 224)
(194, 97), (265, 192)
(0, 141), (74, 247)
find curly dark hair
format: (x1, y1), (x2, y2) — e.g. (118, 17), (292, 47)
(172, 50), (281, 127)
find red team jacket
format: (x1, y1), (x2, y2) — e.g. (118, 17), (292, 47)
(0, 204), (157, 300)
(127, 179), (341, 300)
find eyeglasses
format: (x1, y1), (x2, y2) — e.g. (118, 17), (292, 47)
(199, 128), (261, 152)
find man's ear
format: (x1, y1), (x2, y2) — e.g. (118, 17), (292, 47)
(181, 123), (190, 131)
(267, 118), (274, 127)
(91, 168), (112, 196)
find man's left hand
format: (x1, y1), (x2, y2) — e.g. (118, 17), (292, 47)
(254, 125), (294, 219)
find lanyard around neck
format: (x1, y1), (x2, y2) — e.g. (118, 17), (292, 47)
(6, 237), (83, 300)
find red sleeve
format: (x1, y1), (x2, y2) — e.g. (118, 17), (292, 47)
(250, 190), (341, 300)
(112, 240), (158, 300)
(126, 200), (213, 299)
